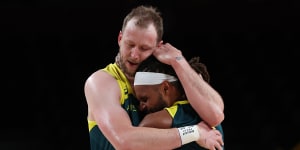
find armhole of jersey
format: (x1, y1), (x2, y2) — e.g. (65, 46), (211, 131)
(164, 100), (189, 118)
(88, 119), (97, 132)
(164, 105), (178, 119)
(117, 80), (125, 104)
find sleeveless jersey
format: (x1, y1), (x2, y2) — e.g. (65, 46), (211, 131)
(165, 100), (225, 150)
(88, 63), (141, 150)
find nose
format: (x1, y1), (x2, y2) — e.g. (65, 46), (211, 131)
(130, 47), (139, 60)
(139, 102), (147, 112)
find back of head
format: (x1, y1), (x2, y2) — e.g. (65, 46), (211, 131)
(122, 5), (163, 42)
(135, 55), (184, 95)
(136, 55), (210, 83)
(135, 55), (210, 99)
(136, 55), (176, 77)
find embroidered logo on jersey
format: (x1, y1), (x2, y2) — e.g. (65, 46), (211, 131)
(123, 87), (129, 100)
(123, 94), (139, 112)
(126, 104), (137, 112)
(124, 87), (128, 94)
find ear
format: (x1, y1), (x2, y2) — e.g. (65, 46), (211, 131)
(160, 81), (170, 95)
(118, 31), (122, 46)
(157, 40), (163, 47)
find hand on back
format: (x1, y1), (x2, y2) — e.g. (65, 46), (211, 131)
(196, 121), (224, 150)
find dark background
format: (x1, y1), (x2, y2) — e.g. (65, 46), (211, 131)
(1, 0), (299, 150)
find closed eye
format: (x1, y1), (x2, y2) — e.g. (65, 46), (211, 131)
(138, 96), (148, 102)
(140, 46), (152, 51)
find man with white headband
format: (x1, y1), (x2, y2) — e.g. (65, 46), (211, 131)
(134, 56), (224, 150)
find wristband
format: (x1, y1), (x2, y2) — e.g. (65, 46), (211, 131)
(177, 125), (200, 145)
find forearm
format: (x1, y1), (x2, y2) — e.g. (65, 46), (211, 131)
(95, 110), (181, 150)
(171, 56), (224, 126)
(114, 127), (181, 150)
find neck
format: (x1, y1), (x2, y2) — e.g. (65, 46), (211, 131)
(126, 74), (134, 88)
(115, 56), (135, 88)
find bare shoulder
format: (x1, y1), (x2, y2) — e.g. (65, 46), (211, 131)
(84, 69), (119, 92)
(84, 69), (121, 111)
(85, 69), (114, 85)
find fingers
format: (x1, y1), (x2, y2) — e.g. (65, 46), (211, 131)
(215, 144), (223, 150)
(217, 145), (224, 150)
(216, 133), (224, 150)
(216, 136), (223, 149)
(211, 130), (224, 150)
(209, 141), (223, 150)
(214, 130), (224, 146)
(204, 133), (223, 150)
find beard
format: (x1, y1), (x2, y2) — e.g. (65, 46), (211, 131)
(115, 52), (135, 78)
(148, 93), (168, 114)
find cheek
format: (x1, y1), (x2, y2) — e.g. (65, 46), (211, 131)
(140, 51), (154, 61)
(148, 96), (160, 106)
(119, 44), (129, 53)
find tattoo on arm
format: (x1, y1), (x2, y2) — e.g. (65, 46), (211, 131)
(175, 56), (183, 61)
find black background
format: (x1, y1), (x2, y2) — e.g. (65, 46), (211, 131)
(1, 0), (299, 150)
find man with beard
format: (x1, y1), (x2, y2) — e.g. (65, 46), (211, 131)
(84, 5), (224, 150)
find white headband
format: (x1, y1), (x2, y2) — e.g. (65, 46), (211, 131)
(134, 72), (178, 85)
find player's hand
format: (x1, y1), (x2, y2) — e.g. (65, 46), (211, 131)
(196, 121), (224, 150)
(153, 43), (183, 66)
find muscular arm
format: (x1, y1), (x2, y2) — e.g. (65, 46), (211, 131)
(139, 109), (172, 128)
(84, 70), (181, 150)
(153, 43), (224, 127)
